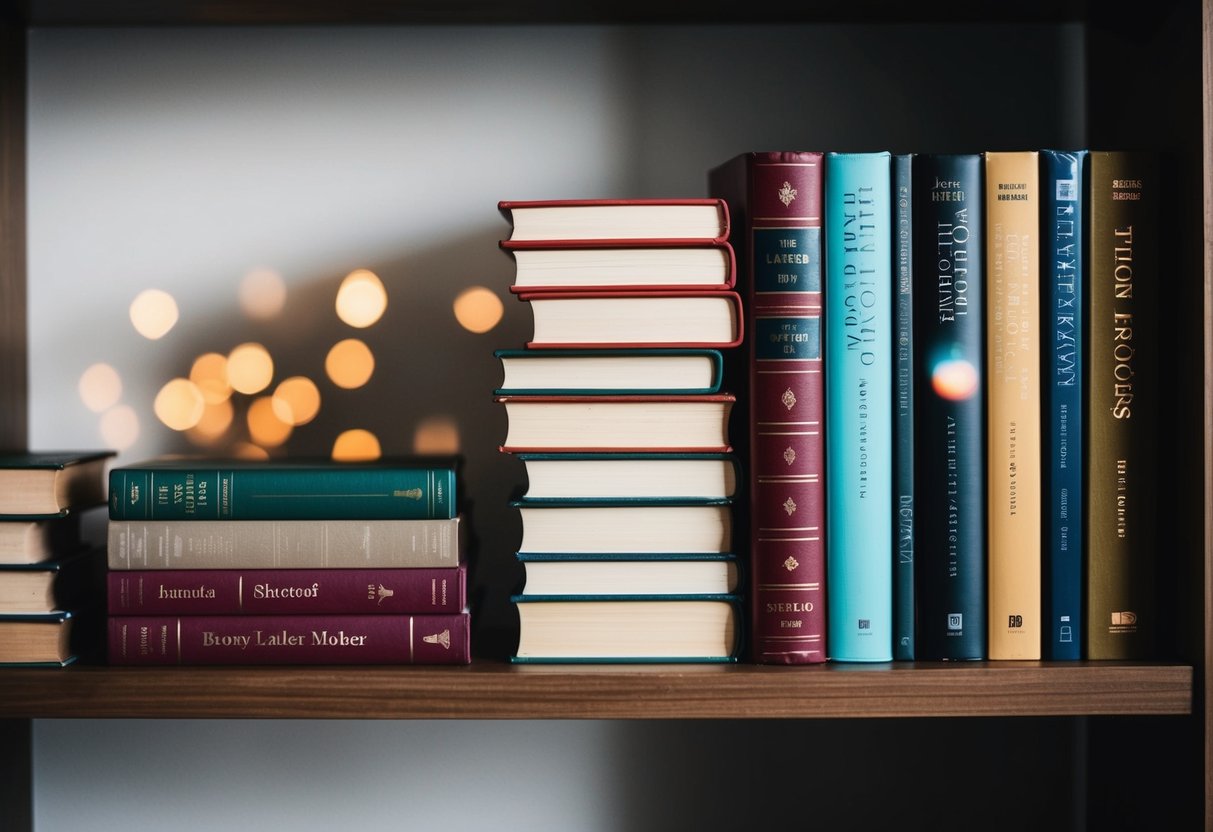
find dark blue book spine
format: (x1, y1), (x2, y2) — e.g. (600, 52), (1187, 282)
(1042, 150), (1085, 660)
(892, 154), (915, 660)
(911, 155), (986, 660)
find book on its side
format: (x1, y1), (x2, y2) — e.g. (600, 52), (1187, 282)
(498, 198), (730, 243)
(106, 566), (467, 615)
(1085, 151), (1157, 660)
(517, 553), (740, 596)
(709, 151), (827, 665)
(512, 595), (741, 662)
(912, 154), (986, 661)
(985, 151), (1042, 660)
(0, 514), (82, 564)
(0, 548), (101, 613)
(495, 349), (724, 395)
(825, 151), (894, 662)
(107, 613), (471, 665)
(502, 240), (736, 292)
(109, 459), (456, 521)
(513, 502), (732, 555)
(1042, 149), (1086, 660)
(516, 453), (739, 501)
(0, 450), (114, 517)
(892, 152), (915, 661)
(0, 611), (80, 666)
(520, 290), (744, 349)
(107, 517), (461, 570)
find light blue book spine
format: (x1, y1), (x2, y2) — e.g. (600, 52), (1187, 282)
(825, 152), (894, 662)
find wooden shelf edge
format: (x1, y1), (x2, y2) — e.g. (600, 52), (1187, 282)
(0, 660), (1192, 720)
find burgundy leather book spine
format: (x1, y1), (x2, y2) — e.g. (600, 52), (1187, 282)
(710, 152), (826, 664)
(108, 613), (471, 665)
(106, 567), (467, 615)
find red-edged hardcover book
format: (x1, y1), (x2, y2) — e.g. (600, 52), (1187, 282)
(709, 151), (827, 664)
(519, 289), (744, 349)
(501, 239), (737, 294)
(498, 198), (730, 244)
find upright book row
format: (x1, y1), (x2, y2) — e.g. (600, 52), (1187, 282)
(710, 150), (1155, 663)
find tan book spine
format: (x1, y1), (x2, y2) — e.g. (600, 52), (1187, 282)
(985, 151), (1041, 659)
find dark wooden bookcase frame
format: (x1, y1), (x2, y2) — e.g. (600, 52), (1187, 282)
(0, 1), (1208, 828)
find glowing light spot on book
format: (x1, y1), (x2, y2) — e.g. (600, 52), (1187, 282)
(414, 416), (460, 454)
(272, 376), (322, 426)
(336, 269), (387, 328)
(332, 429), (381, 462)
(240, 267), (287, 320)
(453, 286), (504, 334)
(227, 343), (274, 395)
(79, 363), (122, 412)
(154, 379), (206, 431)
(129, 289), (179, 340)
(100, 405), (139, 450)
(931, 358), (979, 401)
(325, 339), (375, 389)
(187, 399), (234, 446)
(190, 353), (232, 404)
(247, 397), (292, 447)
(232, 442), (270, 461)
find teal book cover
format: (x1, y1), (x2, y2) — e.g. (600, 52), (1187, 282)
(825, 152), (894, 662)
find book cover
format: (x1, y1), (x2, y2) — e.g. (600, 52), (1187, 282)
(985, 151), (1041, 660)
(501, 240), (737, 293)
(515, 452), (740, 501)
(494, 348), (724, 395)
(824, 151), (893, 662)
(1086, 152), (1157, 660)
(892, 152), (915, 661)
(106, 566), (467, 615)
(708, 151), (827, 665)
(498, 198), (730, 244)
(1042, 149), (1086, 660)
(107, 613), (471, 665)
(109, 460), (456, 521)
(519, 289), (744, 349)
(107, 517), (461, 570)
(912, 154), (986, 661)
(0, 450), (114, 518)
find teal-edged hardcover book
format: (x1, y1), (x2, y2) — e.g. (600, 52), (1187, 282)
(0, 610), (83, 666)
(109, 459), (457, 521)
(494, 348), (723, 395)
(825, 151), (894, 662)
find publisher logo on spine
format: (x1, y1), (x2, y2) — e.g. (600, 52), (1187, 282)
(1110, 611), (1138, 633)
(947, 613), (963, 632)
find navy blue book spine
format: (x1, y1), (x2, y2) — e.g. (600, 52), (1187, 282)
(892, 154), (915, 660)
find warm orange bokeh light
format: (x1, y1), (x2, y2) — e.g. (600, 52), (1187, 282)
(272, 376), (322, 426)
(129, 289), (180, 340)
(332, 429), (382, 462)
(413, 416), (461, 454)
(232, 442), (271, 461)
(99, 405), (140, 450)
(325, 338), (375, 389)
(154, 378), (206, 431)
(227, 343), (274, 395)
(247, 396), (292, 447)
(335, 269), (387, 328)
(453, 286), (504, 334)
(78, 363), (123, 413)
(240, 267), (288, 320)
(187, 399), (235, 445)
(190, 352), (232, 404)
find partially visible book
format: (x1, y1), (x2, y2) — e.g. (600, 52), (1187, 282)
(495, 349), (723, 395)
(108, 613), (471, 665)
(825, 151), (893, 662)
(109, 458), (456, 521)
(1042, 149), (1086, 660)
(107, 517), (461, 570)
(520, 290), (744, 349)
(514, 502), (732, 555)
(0, 548), (101, 613)
(0, 515), (81, 564)
(499, 198), (730, 243)
(0, 451), (114, 517)
(515, 453), (739, 501)
(516, 553), (740, 596)
(107, 566), (467, 615)
(892, 152), (915, 661)
(512, 595), (740, 662)
(502, 241), (736, 292)
(709, 151), (828, 665)
(496, 394), (735, 452)
(0, 611), (81, 666)
(1086, 151), (1157, 660)
(985, 151), (1041, 660)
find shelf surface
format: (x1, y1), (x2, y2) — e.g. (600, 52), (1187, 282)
(0, 660), (1192, 720)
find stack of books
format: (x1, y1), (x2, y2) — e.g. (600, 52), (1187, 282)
(495, 198), (745, 663)
(0, 451), (113, 666)
(104, 458), (470, 665)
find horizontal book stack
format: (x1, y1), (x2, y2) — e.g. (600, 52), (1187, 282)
(0, 451), (114, 666)
(105, 458), (470, 665)
(496, 198), (744, 662)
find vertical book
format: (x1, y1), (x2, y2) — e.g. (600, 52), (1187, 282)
(892, 153), (915, 660)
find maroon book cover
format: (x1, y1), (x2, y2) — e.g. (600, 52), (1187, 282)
(709, 152), (827, 664)
(108, 613), (471, 665)
(107, 566), (466, 615)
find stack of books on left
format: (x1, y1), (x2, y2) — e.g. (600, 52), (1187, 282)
(495, 198), (745, 663)
(105, 458), (470, 665)
(0, 451), (113, 666)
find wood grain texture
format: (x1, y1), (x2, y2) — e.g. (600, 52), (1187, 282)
(0, 16), (26, 451)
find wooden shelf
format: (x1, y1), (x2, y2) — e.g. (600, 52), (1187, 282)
(0, 661), (1192, 720)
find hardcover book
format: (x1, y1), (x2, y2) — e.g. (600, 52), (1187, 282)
(513, 502), (732, 555)
(502, 240), (736, 292)
(985, 151), (1041, 660)
(0, 450), (114, 517)
(0, 514), (82, 564)
(499, 198), (730, 243)
(912, 154), (986, 661)
(517, 553), (740, 596)
(0, 610), (81, 666)
(892, 152), (915, 661)
(824, 151), (893, 662)
(708, 151), (827, 665)
(515, 453), (739, 501)
(1042, 149), (1086, 660)
(495, 349), (724, 395)
(1085, 151), (1157, 660)
(520, 290), (744, 349)
(0, 548), (101, 613)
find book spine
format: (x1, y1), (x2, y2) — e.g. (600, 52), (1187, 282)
(710, 152), (827, 664)
(912, 155), (986, 660)
(1085, 152), (1157, 660)
(892, 153), (915, 660)
(107, 613), (471, 665)
(107, 517), (460, 570)
(109, 466), (456, 521)
(825, 151), (893, 662)
(985, 151), (1041, 660)
(1042, 150), (1086, 660)
(106, 566), (467, 615)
